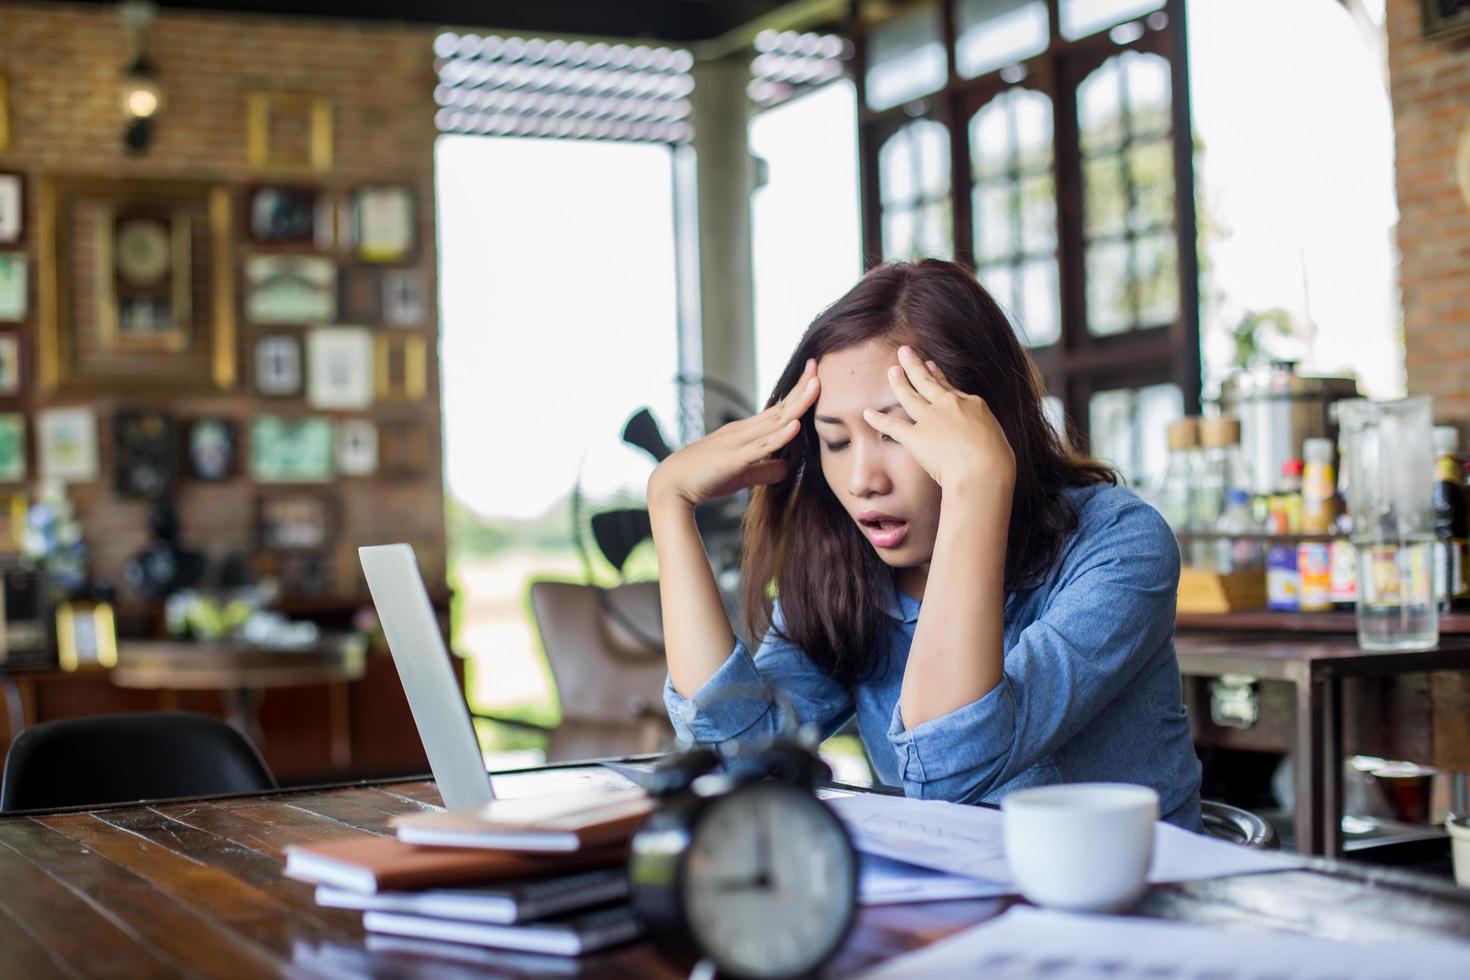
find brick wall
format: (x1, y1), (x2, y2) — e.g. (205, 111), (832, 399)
(0, 2), (447, 599)
(1387, 0), (1470, 422)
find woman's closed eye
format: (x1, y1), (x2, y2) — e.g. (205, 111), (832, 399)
(823, 435), (897, 452)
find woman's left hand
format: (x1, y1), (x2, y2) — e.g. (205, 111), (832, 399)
(863, 345), (1017, 497)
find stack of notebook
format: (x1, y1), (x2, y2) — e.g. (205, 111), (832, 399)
(285, 789), (657, 957)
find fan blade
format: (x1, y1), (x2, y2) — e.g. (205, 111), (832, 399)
(591, 508), (654, 572)
(622, 409), (673, 462)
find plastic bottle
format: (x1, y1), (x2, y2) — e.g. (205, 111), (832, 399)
(1267, 459), (1303, 611)
(1433, 426), (1469, 613)
(1298, 439), (1335, 612)
(1215, 488), (1264, 574)
(1330, 434), (1357, 610)
(1160, 418), (1202, 567)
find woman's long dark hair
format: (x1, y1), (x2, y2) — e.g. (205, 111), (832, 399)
(741, 259), (1116, 688)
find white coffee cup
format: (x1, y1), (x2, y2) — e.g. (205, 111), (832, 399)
(1001, 782), (1158, 913)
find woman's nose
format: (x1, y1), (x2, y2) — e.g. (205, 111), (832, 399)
(848, 439), (891, 498)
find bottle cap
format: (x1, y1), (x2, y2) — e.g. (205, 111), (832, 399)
(1433, 425), (1459, 456)
(1282, 458), (1304, 478)
(1226, 488), (1250, 507)
(1166, 417), (1200, 451)
(1303, 438), (1333, 464)
(1199, 416), (1241, 449)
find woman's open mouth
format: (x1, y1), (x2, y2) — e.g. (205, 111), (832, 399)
(856, 511), (909, 549)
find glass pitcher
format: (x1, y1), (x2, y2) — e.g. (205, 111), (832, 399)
(1336, 397), (1438, 651)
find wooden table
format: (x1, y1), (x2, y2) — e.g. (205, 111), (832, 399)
(1175, 632), (1470, 857)
(110, 637), (366, 752)
(1, 763), (1469, 977)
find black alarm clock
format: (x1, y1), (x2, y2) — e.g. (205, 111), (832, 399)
(628, 741), (858, 979)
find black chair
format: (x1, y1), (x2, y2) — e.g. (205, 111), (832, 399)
(1201, 798), (1279, 849)
(0, 711), (277, 812)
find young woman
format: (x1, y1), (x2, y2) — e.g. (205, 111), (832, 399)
(649, 260), (1202, 829)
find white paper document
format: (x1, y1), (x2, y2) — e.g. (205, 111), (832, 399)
(856, 905), (1470, 979)
(858, 853), (1012, 905)
(826, 793), (1304, 889)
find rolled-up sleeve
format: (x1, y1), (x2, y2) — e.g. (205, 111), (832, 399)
(885, 497), (1181, 801)
(664, 606), (854, 751)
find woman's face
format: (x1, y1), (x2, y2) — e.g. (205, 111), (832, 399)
(813, 339), (943, 575)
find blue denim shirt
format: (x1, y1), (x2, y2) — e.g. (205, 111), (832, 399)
(663, 483), (1203, 830)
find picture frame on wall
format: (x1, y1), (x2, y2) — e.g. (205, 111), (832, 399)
(247, 185), (319, 244)
(0, 333), (22, 397)
(307, 326), (375, 410)
(383, 270), (426, 327)
(353, 184), (416, 264)
(187, 417), (238, 481)
(336, 419), (377, 476)
(245, 255), (337, 324)
(0, 172), (22, 244)
(38, 177), (238, 394)
(1423, 0), (1470, 39)
(0, 252), (26, 322)
(56, 601), (119, 671)
(37, 407), (99, 484)
(254, 334), (303, 397)
(257, 492), (333, 551)
(375, 334), (428, 401)
(338, 267), (383, 322)
(378, 418), (428, 478)
(249, 415), (334, 483)
(246, 92), (333, 174)
(0, 413), (26, 483)
(113, 409), (175, 499)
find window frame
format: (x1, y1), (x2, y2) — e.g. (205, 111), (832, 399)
(852, 0), (1201, 454)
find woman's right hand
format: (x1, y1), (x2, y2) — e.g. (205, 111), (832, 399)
(648, 358), (821, 509)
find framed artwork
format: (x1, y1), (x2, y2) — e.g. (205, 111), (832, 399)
(56, 601), (118, 671)
(187, 417), (237, 481)
(37, 407), (99, 484)
(375, 334), (428, 401)
(0, 172), (22, 244)
(37, 177), (237, 393)
(378, 419), (428, 478)
(0, 333), (21, 396)
(353, 185), (416, 263)
(247, 185), (318, 244)
(307, 326), (374, 410)
(246, 92), (333, 174)
(245, 255), (337, 324)
(254, 335), (303, 397)
(249, 416), (334, 483)
(0, 252), (26, 322)
(336, 419), (378, 476)
(1424, 0), (1470, 39)
(99, 205), (192, 352)
(383, 270), (426, 327)
(0, 413), (26, 483)
(339, 267), (383, 322)
(257, 492), (333, 551)
(113, 409), (175, 498)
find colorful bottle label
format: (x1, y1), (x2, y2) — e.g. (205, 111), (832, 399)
(1298, 543), (1332, 611)
(1329, 538), (1357, 604)
(1267, 544), (1300, 611)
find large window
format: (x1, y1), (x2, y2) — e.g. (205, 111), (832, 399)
(855, 0), (1198, 482)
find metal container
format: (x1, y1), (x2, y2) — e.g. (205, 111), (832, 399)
(1217, 362), (1359, 495)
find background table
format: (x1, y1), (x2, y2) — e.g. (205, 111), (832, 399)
(1176, 633), (1470, 856)
(0, 762), (1468, 977)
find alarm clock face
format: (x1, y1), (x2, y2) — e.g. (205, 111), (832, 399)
(683, 782), (856, 978)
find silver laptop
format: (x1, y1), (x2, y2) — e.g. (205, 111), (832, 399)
(359, 543), (496, 809)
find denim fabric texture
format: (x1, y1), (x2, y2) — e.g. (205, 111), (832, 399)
(663, 483), (1204, 830)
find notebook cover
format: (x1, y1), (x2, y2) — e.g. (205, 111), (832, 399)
(390, 789), (656, 852)
(285, 834), (627, 893)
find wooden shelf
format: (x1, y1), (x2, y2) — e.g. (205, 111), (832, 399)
(1177, 610), (1470, 635)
